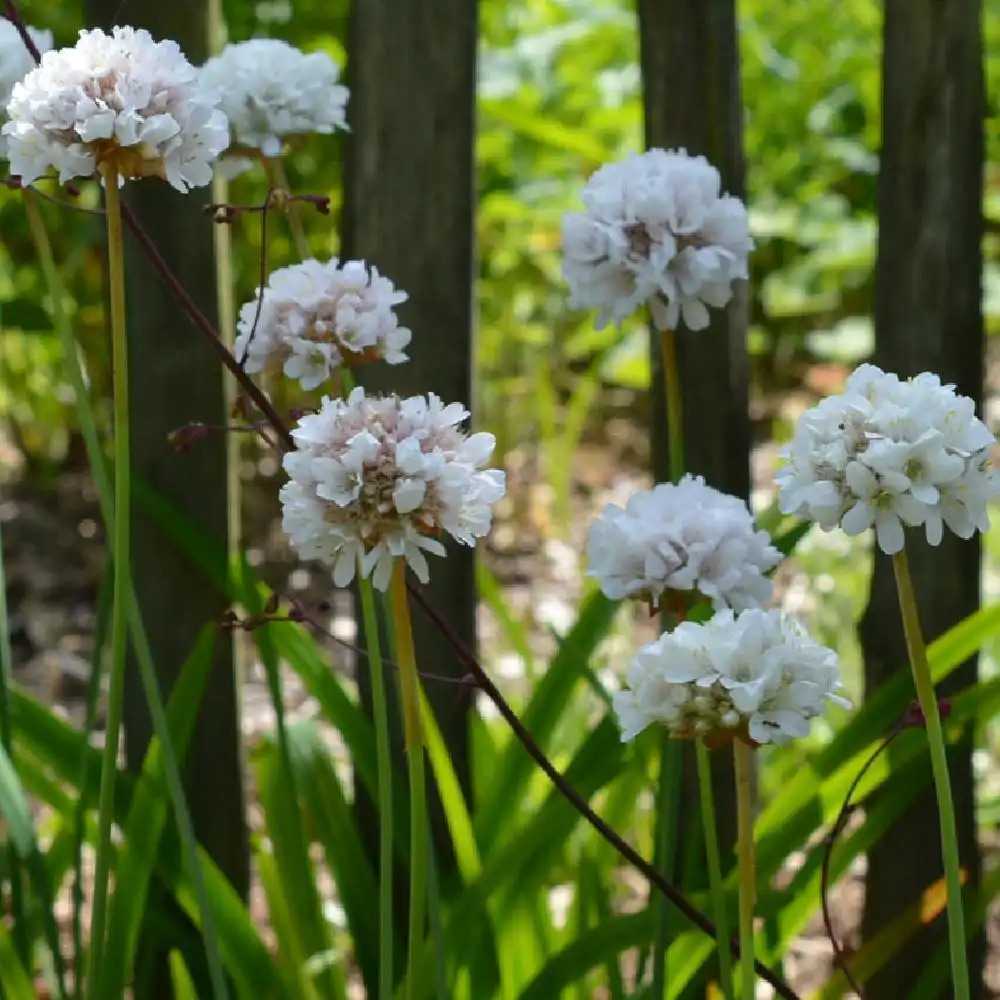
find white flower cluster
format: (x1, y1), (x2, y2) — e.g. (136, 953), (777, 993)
(562, 148), (752, 332)
(0, 18), (52, 159)
(613, 609), (848, 746)
(235, 258), (411, 391)
(3, 26), (228, 190)
(776, 364), (998, 555)
(280, 387), (506, 590)
(200, 39), (348, 159)
(587, 475), (781, 611)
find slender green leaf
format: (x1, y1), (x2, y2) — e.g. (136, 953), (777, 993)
(257, 843), (328, 1000)
(102, 627), (217, 998)
(170, 951), (200, 1000)
(0, 920), (36, 1000)
(0, 739), (68, 998)
(477, 590), (619, 848)
(10, 690), (285, 999)
(255, 729), (344, 1000)
(278, 723), (382, 995)
(516, 911), (652, 1000)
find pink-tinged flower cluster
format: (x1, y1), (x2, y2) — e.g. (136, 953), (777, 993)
(4, 26), (228, 190)
(236, 258), (410, 391)
(280, 387), (506, 590)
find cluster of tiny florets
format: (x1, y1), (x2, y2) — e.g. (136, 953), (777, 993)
(613, 609), (848, 746)
(586, 475), (781, 612)
(776, 364), (999, 555)
(0, 18), (52, 159)
(200, 39), (348, 162)
(280, 387), (506, 590)
(562, 148), (752, 332)
(3, 26), (229, 190)
(235, 258), (411, 390)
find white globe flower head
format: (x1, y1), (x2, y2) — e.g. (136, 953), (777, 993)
(562, 148), (753, 332)
(613, 608), (848, 746)
(235, 258), (411, 391)
(776, 363), (1000, 555)
(0, 18), (52, 159)
(280, 387), (506, 591)
(3, 26), (229, 190)
(200, 39), (348, 165)
(586, 475), (781, 613)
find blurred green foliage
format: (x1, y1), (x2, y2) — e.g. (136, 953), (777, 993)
(3, 0), (1000, 475)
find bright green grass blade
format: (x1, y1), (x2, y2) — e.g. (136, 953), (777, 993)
(244, 550), (345, 1000)
(476, 562), (536, 678)
(907, 860), (1000, 1000)
(0, 718), (37, 872)
(257, 842), (328, 1000)
(255, 728), (345, 1000)
(755, 603), (1000, 866)
(9, 689), (286, 999)
(419, 686), (482, 882)
(433, 716), (625, 991)
(101, 627), (216, 997)
(579, 849), (626, 1000)
(0, 739), (68, 998)
(0, 918), (36, 1000)
(41, 817), (78, 892)
(265, 619), (411, 856)
(758, 715), (995, 961)
(169, 950), (200, 1000)
(477, 591), (619, 849)
(515, 911), (652, 1000)
(10, 692), (111, 806)
(663, 679), (1000, 995)
(131, 484), (405, 850)
(167, 848), (289, 1000)
(276, 723), (381, 994)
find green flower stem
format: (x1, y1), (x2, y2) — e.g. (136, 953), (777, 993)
(389, 562), (429, 1000)
(336, 371), (398, 995)
(84, 164), (131, 1000)
(359, 574), (395, 1000)
(697, 740), (734, 1000)
(891, 547), (970, 1000)
(650, 735), (681, 997)
(24, 188), (229, 1000)
(265, 155), (310, 260)
(734, 739), (755, 1000)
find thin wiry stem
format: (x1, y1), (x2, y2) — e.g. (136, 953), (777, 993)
(820, 730), (903, 1000)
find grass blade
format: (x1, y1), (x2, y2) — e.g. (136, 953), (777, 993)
(169, 951), (200, 1000)
(0, 919), (36, 1000)
(277, 723), (381, 993)
(477, 591), (619, 849)
(255, 727), (345, 1000)
(101, 627), (217, 997)
(0, 738), (69, 997)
